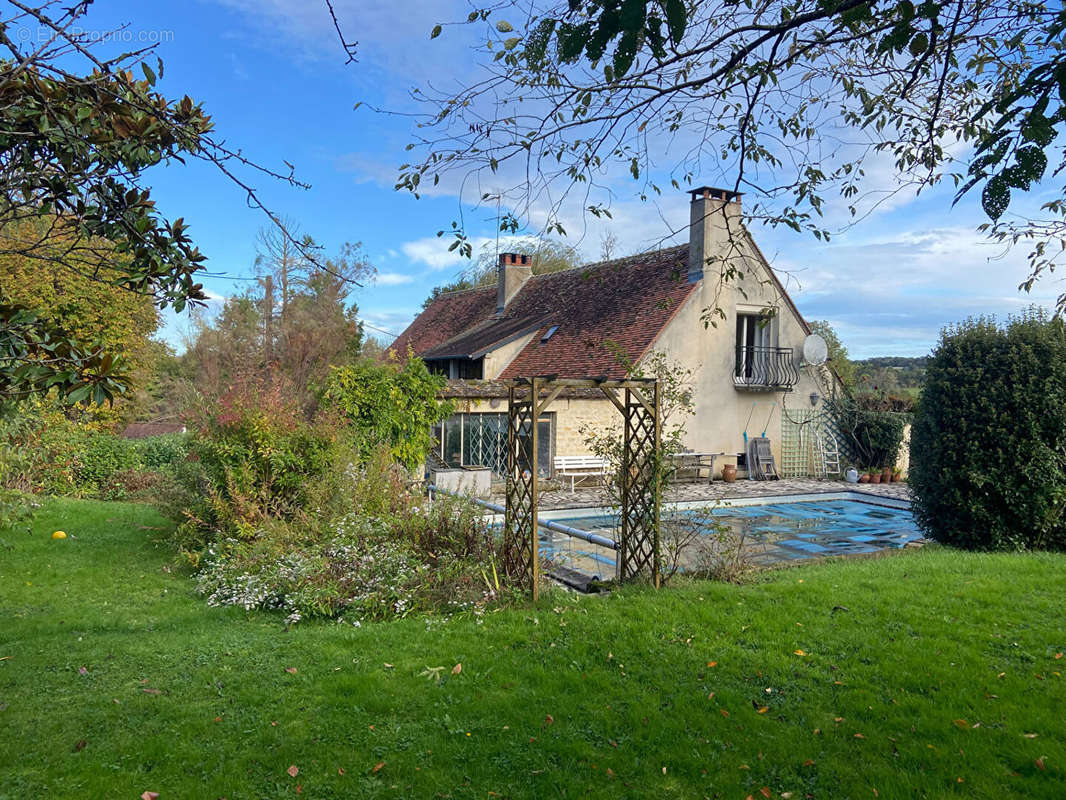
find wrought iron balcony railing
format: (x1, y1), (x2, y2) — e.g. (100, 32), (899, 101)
(734, 346), (798, 390)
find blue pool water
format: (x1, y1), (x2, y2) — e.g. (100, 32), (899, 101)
(538, 498), (923, 578)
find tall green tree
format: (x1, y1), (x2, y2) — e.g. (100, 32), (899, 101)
(374, 0), (1066, 313)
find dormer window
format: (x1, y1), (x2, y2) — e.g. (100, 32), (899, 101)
(541, 325), (559, 343)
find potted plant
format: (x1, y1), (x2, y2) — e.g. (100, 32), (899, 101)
(868, 470), (882, 484)
(881, 466), (892, 483)
(858, 471), (871, 484)
(891, 467), (902, 482)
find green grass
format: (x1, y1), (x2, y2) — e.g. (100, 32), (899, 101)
(2, 499), (1065, 799)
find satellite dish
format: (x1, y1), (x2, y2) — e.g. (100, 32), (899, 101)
(802, 333), (829, 366)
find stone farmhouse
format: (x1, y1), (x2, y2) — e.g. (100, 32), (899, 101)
(389, 187), (838, 480)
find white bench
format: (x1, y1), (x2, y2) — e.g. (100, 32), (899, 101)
(553, 456), (609, 493)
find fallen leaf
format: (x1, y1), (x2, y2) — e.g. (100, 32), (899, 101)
(383, 663), (394, 669)
(73, 739), (87, 752)
(285, 667), (297, 674)
(707, 661), (718, 667)
(287, 765), (299, 778)
(214, 717), (222, 722)
(338, 768), (345, 775)
(997, 672), (1006, 679)
(140, 793), (159, 800)
(452, 663), (462, 675)
(952, 719), (969, 729)
(720, 709), (730, 718)
(707, 692), (715, 699)
(854, 733), (865, 739)
(1055, 653), (1063, 660)
(142, 688), (162, 695)
(793, 650), (806, 657)
(372, 761), (385, 773)
(813, 728), (821, 736)
(758, 707), (770, 714)
(544, 714), (554, 726)
(606, 768), (615, 778)
(802, 759), (815, 767)
(1035, 757), (1046, 771)
(760, 788), (772, 798)
(78, 667), (87, 676)
(661, 766), (667, 775)
(782, 793), (794, 799)
(1024, 733), (1039, 739)
(834, 717), (844, 723)
(296, 785), (302, 794)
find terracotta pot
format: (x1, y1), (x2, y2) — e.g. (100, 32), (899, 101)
(881, 467), (892, 482)
(869, 473), (882, 484)
(722, 464), (737, 483)
(892, 473), (902, 482)
(859, 473), (871, 484)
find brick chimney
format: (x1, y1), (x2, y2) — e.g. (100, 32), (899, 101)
(496, 252), (532, 314)
(688, 186), (743, 283)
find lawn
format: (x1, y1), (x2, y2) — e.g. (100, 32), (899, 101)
(1, 499), (1064, 799)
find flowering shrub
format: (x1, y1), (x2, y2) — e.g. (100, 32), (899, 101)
(196, 500), (509, 624)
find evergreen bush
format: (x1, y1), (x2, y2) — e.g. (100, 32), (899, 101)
(910, 312), (1066, 550)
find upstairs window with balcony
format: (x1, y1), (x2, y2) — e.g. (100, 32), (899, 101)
(735, 312), (797, 390)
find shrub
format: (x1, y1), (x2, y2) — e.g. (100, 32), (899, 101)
(910, 312), (1066, 551)
(75, 433), (138, 492)
(321, 356), (452, 470)
(184, 383), (348, 538)
(827, 398), (906, 470)
(131, 433), (189, 470)
(195, 498), (507, 624)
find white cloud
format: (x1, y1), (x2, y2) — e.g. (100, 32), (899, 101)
(375, 271), (414, 286)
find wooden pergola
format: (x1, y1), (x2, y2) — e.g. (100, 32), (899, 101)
(502, 376), (662, 599)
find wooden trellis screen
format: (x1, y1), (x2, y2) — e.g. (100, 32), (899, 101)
(504, 377), (661, 599)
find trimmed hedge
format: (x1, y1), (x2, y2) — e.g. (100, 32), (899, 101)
(910, 313), (1066, 551)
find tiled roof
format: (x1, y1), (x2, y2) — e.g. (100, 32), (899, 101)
(388, 285), (497, 360)
(392, 246), (697, 380)
(122, 422), (186, 439)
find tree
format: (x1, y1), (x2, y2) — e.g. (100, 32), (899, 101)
(375, 1), (1066, 313)
(808, 320), (856, 391)
(423, 237), (586, 306)
(181, 240), (374, 412)
(910, 312), (1066, 550)
(0, 2), (317, 402)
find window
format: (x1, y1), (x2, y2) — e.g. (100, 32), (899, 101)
(423, 358), (484, 379)
(437, 412), (554, 478)
(541, 325), (559, 343)
(735, 313), (773, 379)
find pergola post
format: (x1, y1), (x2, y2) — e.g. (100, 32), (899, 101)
(503, 377), (662, 598)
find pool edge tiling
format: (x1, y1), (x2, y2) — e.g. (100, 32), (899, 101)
(533, 493), (923, 581)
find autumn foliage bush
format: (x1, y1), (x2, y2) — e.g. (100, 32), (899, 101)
(161, 376), (513, 623)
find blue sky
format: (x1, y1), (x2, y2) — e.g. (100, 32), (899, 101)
(40, 1), (1063, 358)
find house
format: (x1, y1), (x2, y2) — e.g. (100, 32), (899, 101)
(389, 187), (836, 479)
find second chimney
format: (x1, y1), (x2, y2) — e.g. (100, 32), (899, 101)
(688, 186), (743, 283)
(497, 252), (532, 314)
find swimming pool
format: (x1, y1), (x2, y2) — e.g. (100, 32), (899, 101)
(535, 495), (923, 580)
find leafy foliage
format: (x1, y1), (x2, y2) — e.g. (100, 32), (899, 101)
(0, 3), (316, 401)
(384, 0), (1066, 311)
(807, 320), (856, 391)
(827, 398), (907, 471)
(422, 237), (584, 308)
(910, 312), (1066, 551)
(322, 356), (452, 470)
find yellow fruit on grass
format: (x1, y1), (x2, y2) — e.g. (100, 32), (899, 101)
(51, 531), (67, 539)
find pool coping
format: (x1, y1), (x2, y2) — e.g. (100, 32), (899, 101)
(535, 490), (912, 523)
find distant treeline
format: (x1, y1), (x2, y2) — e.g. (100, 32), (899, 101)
(853, 356), (928, 393)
